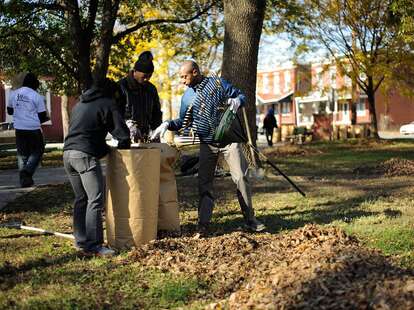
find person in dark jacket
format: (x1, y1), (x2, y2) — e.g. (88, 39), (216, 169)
(118, 51), (162, 142)
(263, 108), (277, 146)
(7, 72), (49, 187)
(63, 79), (130, 256)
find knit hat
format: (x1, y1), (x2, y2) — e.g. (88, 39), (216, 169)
(134, 51), (154, 73)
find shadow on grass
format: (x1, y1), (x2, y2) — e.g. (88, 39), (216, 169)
(187, 184), (406, 236)
(1, 184), (73, 215)
(0, 252), (82, 278)
(285, 250), (414, 309)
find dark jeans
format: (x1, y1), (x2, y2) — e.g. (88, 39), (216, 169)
(265, 128), (274, 146)
(63, 150), (104, 252)
(15, 129), (45, 175)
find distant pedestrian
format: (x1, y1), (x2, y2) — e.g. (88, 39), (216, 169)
(263, 108), (277, 146)
(63, 78), (131, 256)
(7, 73), (49, 187)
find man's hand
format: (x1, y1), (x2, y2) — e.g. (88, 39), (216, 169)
(150, 121), (169, 140)
(227, 97), (241, 113)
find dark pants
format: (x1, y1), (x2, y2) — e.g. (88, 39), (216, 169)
(15, 129), (45, 175)
(63, 150), (104, 252)
(198, 143), (255, 225)
(265, 128), (274, 146)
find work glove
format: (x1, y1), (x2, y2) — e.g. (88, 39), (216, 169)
(150, 121), (169, 140)
(126, 120), (142, 143)
(227, 97), (241, 113)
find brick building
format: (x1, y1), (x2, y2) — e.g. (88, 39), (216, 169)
(256, 60), (414, 139)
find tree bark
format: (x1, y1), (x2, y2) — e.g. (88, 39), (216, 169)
(367, 77), (379, 139)
(221, 0), (266, 146)
(93, 0), (120, 85)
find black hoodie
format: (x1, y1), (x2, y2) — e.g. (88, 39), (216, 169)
(63, 88), (130, 158)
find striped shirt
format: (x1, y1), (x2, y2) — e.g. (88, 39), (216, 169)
(169, 76), (246, 143)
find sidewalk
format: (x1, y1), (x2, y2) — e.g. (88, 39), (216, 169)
(0, 166), (67, 210)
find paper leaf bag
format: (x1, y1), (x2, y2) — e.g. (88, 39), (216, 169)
(105, 148), (160, 249)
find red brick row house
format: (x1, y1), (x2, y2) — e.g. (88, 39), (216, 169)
(256, 60), (414, 139)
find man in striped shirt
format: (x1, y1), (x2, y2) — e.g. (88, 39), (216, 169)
(152, 60), (266, 234)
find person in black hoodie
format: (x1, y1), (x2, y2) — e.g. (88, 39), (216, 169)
(63, 79), (130, 256)
(118, 51), (162, 141)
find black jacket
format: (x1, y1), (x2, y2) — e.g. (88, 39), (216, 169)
(64, 88), (130, 158)
(119, 71), (162, 136)
(263, 113), (277, 129)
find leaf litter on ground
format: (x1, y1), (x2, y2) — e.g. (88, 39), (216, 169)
(126, 224), (414, 309)
(354, 157), (414, 177)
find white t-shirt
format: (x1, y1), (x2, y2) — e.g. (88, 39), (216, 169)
(7, 87), (46, 130)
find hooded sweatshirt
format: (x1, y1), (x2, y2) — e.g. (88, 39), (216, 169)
(64, 88), (130, 158)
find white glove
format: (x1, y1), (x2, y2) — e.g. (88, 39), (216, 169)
(150, 121), (169, 140)
(227, 97), (241, 113)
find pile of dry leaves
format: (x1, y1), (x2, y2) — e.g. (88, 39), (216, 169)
(127, 225), (414, 309)
(354, 157), (414, 177)
(262, 145), (323, 158)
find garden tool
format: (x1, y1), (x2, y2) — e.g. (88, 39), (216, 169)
(0, 221), (75, 239)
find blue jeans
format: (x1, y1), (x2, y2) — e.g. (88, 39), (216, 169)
(15, 129), (44, 175)
(63, 150), (104, 252)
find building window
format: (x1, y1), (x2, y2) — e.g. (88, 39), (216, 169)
(316, 68), (323, 91)
(357, 97), (366, 116)
(340, 102), (349, 116)
(330, 66), (336, 88)
(344, 75), (352, 88)
(284, 70), (291, 92)
(263, 74), (270, 94)
(274, 103), (279, 114)
(273, 73), (280, 94)
(281, 102), (291, 114)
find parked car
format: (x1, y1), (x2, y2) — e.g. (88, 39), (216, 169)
(400, 122), (414, 135)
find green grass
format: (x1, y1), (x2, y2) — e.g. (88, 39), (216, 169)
(1, 138), (414, 308)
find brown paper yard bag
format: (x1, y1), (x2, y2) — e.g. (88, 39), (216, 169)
(145, 143), (180, 231)
(105, 148), (160, 249)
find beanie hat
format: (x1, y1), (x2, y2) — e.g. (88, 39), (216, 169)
(134, 51), (154, 73)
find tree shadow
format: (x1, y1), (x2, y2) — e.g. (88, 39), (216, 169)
(284, 250), (414, 309)
(0, 252), (83, 279)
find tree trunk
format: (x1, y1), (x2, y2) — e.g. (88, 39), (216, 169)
(221, 0), (266, 146)
(61, 95), (70, 140)
(65, 0), (94, 91)
(93, 0), (120, 85)
(367, 77), (379, 139)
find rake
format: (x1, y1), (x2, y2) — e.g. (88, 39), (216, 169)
(0, 222), (75, 240)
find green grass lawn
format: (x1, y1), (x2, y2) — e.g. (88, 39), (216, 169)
(1, 139), (414, 309)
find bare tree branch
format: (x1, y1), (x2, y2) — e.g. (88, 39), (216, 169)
(112, 1), (217, 43)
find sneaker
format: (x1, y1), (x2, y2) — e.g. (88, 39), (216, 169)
(19, 170), (34, 188)
(245, 218), (266, 232)
(197, 223), (210, 236)
(95, 246), (116, 257)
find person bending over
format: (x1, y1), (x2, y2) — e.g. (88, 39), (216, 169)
(63, 79), (130, 256)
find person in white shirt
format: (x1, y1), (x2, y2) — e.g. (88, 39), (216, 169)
(7, 73), (49, 187)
